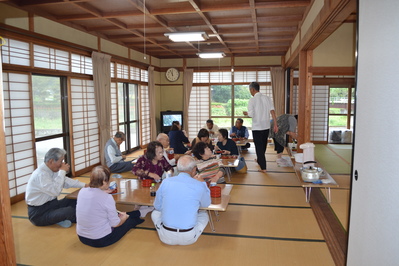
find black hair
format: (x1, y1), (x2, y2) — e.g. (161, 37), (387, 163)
(192, 141), (208, 160)
(206, 119), (213, 124)
(170, 121), (180, 131)
(218, 128), (228, 139)
(197, 128), (210, 139)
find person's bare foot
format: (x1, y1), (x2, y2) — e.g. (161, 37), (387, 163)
(258, 169), (267, 173)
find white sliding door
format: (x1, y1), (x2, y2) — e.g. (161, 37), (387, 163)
(347, 0), (399, 264)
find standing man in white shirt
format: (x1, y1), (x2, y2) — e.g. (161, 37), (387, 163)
(26, 148), (87, 228)
(243, 82), (278, 173)
(104, 131), (134, 173)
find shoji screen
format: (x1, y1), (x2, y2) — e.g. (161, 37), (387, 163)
(3, 72), (35, 197)
(292, 84), (328, 142)
(70, 78), (100, 174)
(187, 86), (210, 140)
(139, 85), (150, 146)
(110, 82), (118, 134)
(311, 85), (329, 141)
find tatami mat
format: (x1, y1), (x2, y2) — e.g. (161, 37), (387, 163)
(12, 218), (334, 266)
(11, 142), (346, 265)
(230, 185), (309, 207)
(230, 171), (301, 186)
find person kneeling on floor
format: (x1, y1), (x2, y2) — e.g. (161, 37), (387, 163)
(151, 155), (211, 245)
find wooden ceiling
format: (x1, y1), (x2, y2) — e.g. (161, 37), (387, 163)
(2, 0), (355, 59)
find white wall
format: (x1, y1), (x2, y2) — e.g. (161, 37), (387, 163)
(347, 0), (399, 264)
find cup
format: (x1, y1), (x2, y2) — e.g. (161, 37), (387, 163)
(142, 179), (152, 187)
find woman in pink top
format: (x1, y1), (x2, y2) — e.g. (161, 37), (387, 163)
(76, 166), (153, 247)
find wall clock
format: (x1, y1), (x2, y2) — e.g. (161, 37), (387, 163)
(165, 67), (180, 82)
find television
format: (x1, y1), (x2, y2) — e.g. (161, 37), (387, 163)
(160, 111), (183, 133)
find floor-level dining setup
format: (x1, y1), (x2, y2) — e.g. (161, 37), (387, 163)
(10, 143), (351, 265)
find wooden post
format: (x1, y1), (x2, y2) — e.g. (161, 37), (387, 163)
(0, 49), (17, 266)
(297, 50), (313, 151)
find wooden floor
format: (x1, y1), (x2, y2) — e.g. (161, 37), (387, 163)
(11, 144), (351, 266)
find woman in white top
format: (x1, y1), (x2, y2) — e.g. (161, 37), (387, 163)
(76, 166), (153, 247)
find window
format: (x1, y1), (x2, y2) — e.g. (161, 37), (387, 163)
(189, 70), (271, 139)
(329, 86), (355, 134)
(118, 83), (140, 152)
(32, 75), (70, 166)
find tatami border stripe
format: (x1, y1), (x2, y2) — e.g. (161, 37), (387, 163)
(228, 203), (311, 209)
(228, 183), (301, 188)
(137, 227), (325, 243)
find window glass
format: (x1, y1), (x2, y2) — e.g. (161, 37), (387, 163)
(32, 76), (63, 138)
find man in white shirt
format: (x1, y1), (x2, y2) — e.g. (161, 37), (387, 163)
(204, 119), (219, 139)
(25, 148), (87, 228)
(104, 132), (134, 173)
(157, 133), (176, 166)
(243, 82), (278, 172)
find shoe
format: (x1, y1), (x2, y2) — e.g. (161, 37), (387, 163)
(57, 220), (72, 228)
(139, 206), (155, 217)
(276, 158), (286, 163)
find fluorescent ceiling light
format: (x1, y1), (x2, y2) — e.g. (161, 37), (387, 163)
(164, 32), (208, 42)
(197, 52), (225, 59)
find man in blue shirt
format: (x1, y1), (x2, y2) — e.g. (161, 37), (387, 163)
(229, 118), (251, 149)
(151, 155), (211, 245)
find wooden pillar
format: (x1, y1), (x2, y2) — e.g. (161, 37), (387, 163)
(0, 53), (17, 265)
(297, 50), (313, 151)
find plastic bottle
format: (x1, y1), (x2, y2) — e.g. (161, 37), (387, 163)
(150, 183), (156, 197)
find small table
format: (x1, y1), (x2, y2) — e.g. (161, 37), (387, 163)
(66, 178), (233, 232)
(234, 139), (248, 154)
(219, 156), (239, 181)
(293, 163), (339, 203)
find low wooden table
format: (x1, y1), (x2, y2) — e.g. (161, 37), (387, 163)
(66, 178), (233, 232)
(219, 156), (239, 181)
(234, 139), (248, 154)
(293, 163), (339, 203)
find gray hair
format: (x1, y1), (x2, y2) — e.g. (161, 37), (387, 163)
(177, 155), (197, 172)
(44, 148), (66, 163)
(249, 81), (260, 91)
(156, 133), (168, 141)
(114, 131), (126, 140)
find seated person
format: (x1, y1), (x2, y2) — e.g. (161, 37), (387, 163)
(105, 131), (134, 173)
(190, 128), (214, 152)
(25, 148), (87, 228)
(203, 119), (219, 139)
(132, 141), (173, 182)
(76, 166), (153, 248)
(229, 118), (250, 149)
(168, 121), (190, 154)
(192, 141), (225, 184)
(215, 128), (239, 155)
(157, 133), (177, 166)
(151, 155), (211, 246)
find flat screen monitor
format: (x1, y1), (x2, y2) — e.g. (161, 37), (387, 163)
(160, 111), (183, 133)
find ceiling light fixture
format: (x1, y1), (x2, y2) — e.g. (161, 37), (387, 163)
(197, 52), (225, 59)
(164, 32), (209, 42)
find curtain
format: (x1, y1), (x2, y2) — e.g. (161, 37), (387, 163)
(183, 68), (194, 134)
(148, 66), (156, 140)
(271, 67), (285, 117)
(91, 51), (111, 166)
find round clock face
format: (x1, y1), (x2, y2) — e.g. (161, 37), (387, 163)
(165, 68), (179, 82)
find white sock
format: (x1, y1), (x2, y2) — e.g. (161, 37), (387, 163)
(139, 206), (155, 217)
